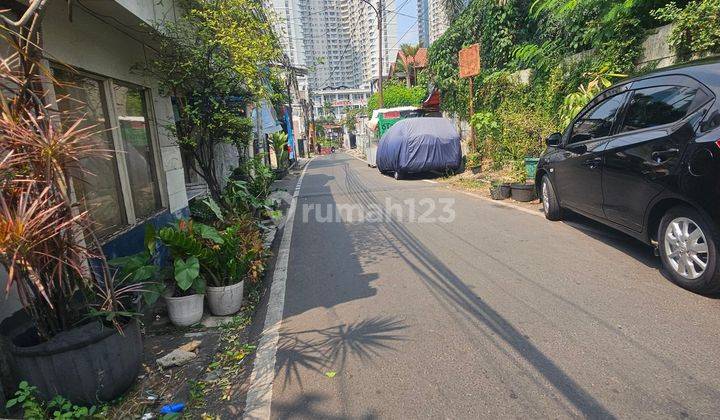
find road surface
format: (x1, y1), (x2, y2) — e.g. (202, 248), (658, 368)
(252, 152), (720, 419)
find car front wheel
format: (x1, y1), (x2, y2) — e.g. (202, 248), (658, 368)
(658, 206), (720, 294)
(541, 175), (562, 221)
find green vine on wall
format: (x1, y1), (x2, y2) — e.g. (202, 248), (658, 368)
(427, 0), (705, 181)
(652, 0), (720, 61)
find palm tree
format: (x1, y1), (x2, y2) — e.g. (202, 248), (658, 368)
(399, 43), (421, 88)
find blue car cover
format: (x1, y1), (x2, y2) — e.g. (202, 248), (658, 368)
(376, 117), (462, 174)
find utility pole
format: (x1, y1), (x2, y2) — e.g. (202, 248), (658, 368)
(359, 0), (384, 108)
(377, 0), (384, 108)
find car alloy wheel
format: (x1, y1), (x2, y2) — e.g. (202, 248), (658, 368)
(540, 175), (561, 221)
(542, 180), (550, 215)
(664, 216), (709, 280)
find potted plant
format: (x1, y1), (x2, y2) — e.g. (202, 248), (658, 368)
(489, 181), (506, 200)
(208, 219), (266, 315)
(205, 223), (245, 316)
(0, 15), (150, 403)
(270, 131), (289, 178)
(0, 86), (144, 405)
(158, 220), (212, 326)
(524, 156), (540, 180)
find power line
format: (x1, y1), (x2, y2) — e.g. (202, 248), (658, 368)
(390, 16), (418, 50)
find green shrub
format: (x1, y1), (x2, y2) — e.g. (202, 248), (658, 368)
(653, 0), (720, 60)
(366, 82), (426, 116)
(465, 152), (482, 169)
(6, 381), (105, 419)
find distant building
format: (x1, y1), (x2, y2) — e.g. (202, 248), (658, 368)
(313, 88), (371, 120)
(417, 0), (429, 47)
(418, 0), (469, 45)
(270, 0), (397, 90)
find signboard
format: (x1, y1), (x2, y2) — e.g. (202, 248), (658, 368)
(332, 100), (367, 107)
(382, 110), (400, 119)
(459, 44), (481, 78)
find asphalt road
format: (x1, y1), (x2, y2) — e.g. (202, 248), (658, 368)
(263, 152), (720, 419)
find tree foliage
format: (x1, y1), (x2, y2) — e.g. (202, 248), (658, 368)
(653, 0), (720, 60)
(143, 0), (280, 201)
(366, 82), (426, 116)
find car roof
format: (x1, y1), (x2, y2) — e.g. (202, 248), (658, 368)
(620, 57), (720, 92)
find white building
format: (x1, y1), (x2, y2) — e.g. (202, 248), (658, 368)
(271, 0), (397, 90)
(313, 88), (370, 120)
(419, 0), (468, 45)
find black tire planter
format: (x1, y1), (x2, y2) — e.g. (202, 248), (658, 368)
(9, 320), (142, 404)
(511, 183), (537, 202)
(499, 184), (511, 199)
(489, 186), (505, 200)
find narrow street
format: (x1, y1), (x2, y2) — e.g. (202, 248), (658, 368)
(252, 152), (720, 419)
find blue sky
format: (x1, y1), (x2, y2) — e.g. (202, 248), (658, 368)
(394, 0), (419, 46)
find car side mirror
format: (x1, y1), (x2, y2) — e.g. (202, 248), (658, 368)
(545, 132), (561, 147)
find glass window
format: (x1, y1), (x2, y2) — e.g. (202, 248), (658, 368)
(113, 83), (162, 219)
(52, 68), (126, 237)
(620, 86), (698, 132)
(570, 93), (628, 143)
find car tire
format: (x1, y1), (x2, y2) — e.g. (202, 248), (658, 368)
(658, 205), (720, 294)
(394, 171), (403, 180)
(541, 175), (562, 221)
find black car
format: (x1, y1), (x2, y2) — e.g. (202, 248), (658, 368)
(536, 59), (720, 294)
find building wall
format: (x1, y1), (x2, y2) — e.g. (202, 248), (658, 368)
(43, 0), (189, 217)
(417, 0), (430, 47)
(114, 0), (181, 25)
(427, 0), (468, 45)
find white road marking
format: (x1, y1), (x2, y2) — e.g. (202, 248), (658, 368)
(243, 158), (313, 420)
(422, 179), (438, 184)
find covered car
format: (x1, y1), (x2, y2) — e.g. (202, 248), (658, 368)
(376, 117), (461, 178)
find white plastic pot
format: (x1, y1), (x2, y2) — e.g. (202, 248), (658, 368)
(165, 294), (204, 327)
(206, 281), (244, 316)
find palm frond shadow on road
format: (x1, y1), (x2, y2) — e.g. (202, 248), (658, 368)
(340, 161), (616, 418)
(275, 316), (408, 390)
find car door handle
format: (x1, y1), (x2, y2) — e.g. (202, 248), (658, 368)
(651, 148), (679, 163)
(582, 157), (602, 169)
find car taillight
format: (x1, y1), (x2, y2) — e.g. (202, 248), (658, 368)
(715, 139), (720, 150)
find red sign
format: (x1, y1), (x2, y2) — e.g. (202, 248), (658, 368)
(382, 111), (400, 119)
(459, 44), (481, 78)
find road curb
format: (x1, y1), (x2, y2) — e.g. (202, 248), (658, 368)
(447, 185), (544, 218)
(342, 151), (543, 218)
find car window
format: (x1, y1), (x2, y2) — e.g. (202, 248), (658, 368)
(620, 86), (698, 133)
(570, 93), (628, 144)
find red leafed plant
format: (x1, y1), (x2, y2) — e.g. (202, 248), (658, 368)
(0, 10), (137, 340)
